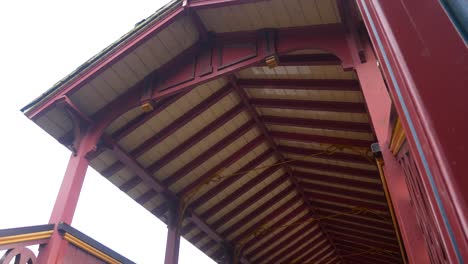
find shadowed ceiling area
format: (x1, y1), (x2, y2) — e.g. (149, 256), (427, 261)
(24, 0), (405, 263)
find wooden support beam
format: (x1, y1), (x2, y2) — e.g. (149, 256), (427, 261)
(294, 170), (382, 190)
(263, 115), (371, 133)
(250, 98), (366, 113)
(210, 174), (289, 230)
(255, 227), (324, 263)
(290, 160), (378, 179)
(279, 145), (372, 165)
(305, 191), (389, 213)
(271, 130), (373, 148)
(299, 181), (386, 203)
(238, 78), (359, 91)
(177, 133), (264, 195)
(148, 103), (244, 172)
(284, 241), (334, 264)
(200, 164), (281, 220)
(163, 119), (256, 186)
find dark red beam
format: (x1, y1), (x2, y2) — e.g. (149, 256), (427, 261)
(331, 232), (400, 251)
(243, 206), (309, 257)
(230, 194), (301, 243)
(177, 133), (264, 196)
(322, 219), (396, 238)
(284, 241), (335, 264)
(250, 98), (367, 113)
(163, 119), (256, 187)
(299, 181), (387, 203)
(325, 224), (397, 245)
(200, 164), (282, 220)
(132, 83), (233, 158)
(290, 160), (378, 179)
(224, 192), (300, 242)
(315, 205), (393, 230)
(341, 253), (398, 264)
(210, 174), (289, 230)
(254, 225), (324, 263)
(336, 243), (401, 263)
(256, 226), (325, 263)
(238, 78), (359, 91)
(294, 170), (382, 190)
(276, 54), (342, 66)
(147, 103), (244, 172)
(271, 131), (373, 148)
(305, 191), (389, 212)
(263, 115), (371, 134)
(189, 149), (275, 214)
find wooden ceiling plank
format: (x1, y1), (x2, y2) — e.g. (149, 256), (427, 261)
(285, 242), (334, 264)
(177, 132), (264, 195)
(256, 226), (323, 263)
(243, 206), (309, 257)
(148, 103), (245, 172)
(226, 191), (300, 241)
(210, 174), (290, 230)
(200, 164), (282, 219)
(163, 120), (256, 187)
(131, 83), (233, 158)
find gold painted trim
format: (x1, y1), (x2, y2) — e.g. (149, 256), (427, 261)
(0, 230), (53, 245)
(63, 233), (121, 264)
(375, 158), (408, 264)
(389, 117), (406, 155)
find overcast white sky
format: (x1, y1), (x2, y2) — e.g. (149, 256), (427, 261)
(0, 0), (215, 263)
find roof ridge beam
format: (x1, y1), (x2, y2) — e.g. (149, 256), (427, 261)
(230, 76), (345, 263)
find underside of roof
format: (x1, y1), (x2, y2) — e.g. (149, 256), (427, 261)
(24, 1), (404, 263)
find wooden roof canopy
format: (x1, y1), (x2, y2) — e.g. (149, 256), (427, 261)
(23, 0), (404, 263)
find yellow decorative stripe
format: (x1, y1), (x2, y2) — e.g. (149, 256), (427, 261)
(0, 230), (53, 245)
(375, 158), (408, 264)
(63, 233), (121, 264)
(390, 117), (406, 155)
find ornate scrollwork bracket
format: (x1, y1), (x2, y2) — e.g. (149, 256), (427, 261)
(0, 247), (37, 264)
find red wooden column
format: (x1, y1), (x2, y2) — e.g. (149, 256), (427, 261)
(356, 0), (468, 262)
(164, 207), (181, 264)
(37, 132), (93, 264)
(354, 39), (430, 263)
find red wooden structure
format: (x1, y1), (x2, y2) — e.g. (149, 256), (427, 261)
(2, 0), (466, 263)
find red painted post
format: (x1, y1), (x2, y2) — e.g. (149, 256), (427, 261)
(356, 0), (468, 262)
(164, 207), (181, 264)
(36, 133), (93, 264)
(354, 40), (430, 263)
